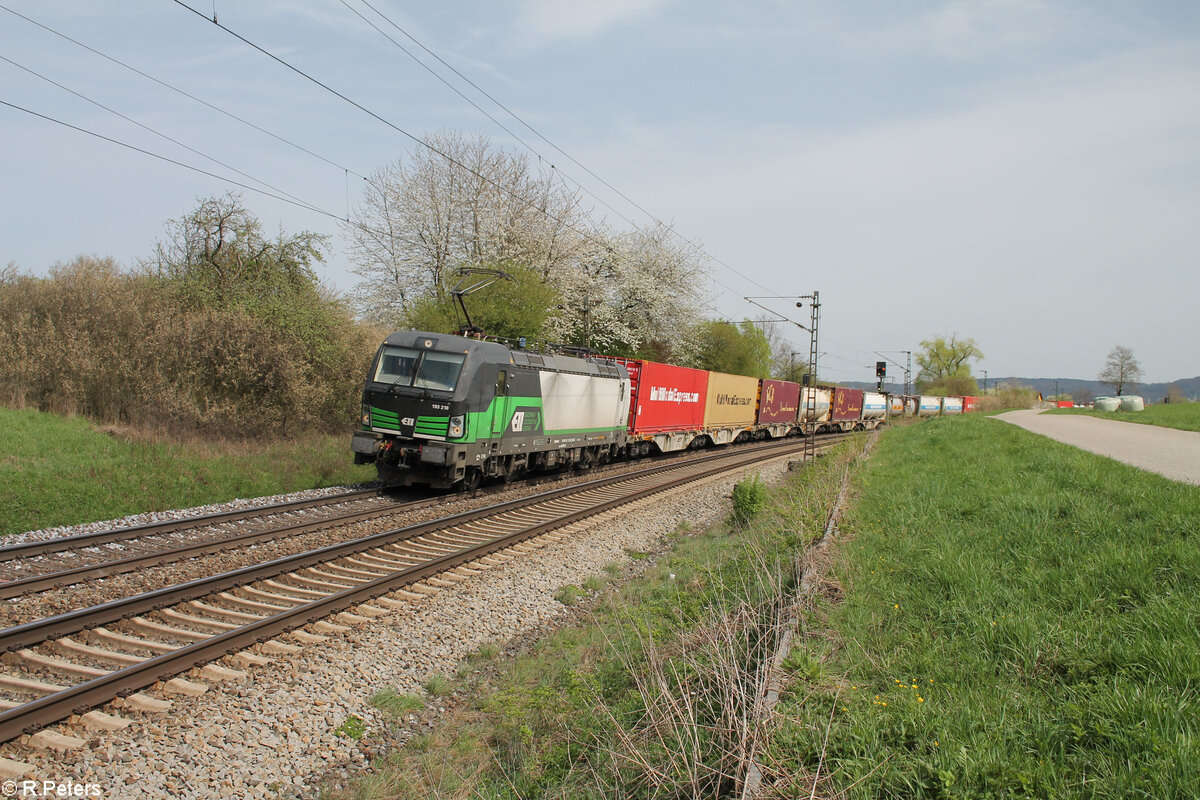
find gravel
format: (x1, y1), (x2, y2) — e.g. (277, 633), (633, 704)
(4, 485), (376, 548)
(0, 455), (798, 799)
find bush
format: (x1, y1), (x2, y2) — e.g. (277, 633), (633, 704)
(730, 474), (768, 526)
(0, 254), (376, 437)
(978, 381), (1040, 411)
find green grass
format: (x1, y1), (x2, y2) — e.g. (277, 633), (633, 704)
(1047, 401), (1200, 432)
(0, 406), (375, 537)
(370, 687), (425, 717)
(773, 415), (1200, 798)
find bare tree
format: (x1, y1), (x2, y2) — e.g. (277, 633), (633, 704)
(1098, 345), (1143, 396)
(343, 131), (587, 325)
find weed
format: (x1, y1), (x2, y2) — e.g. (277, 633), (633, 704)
(333, 715), (367, 740)
(423, 674), (453, 698)
(730, 473), (767, 526)
(370, 687), (424, 718)
(554, 584), (582, 606)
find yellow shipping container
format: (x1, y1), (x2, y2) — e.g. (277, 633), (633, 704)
(704, 371), (760, 428)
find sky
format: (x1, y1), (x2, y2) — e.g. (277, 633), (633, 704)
(2, 0), (1197, 384)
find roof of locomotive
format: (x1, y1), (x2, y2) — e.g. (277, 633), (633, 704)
(381, 331), (625, 379)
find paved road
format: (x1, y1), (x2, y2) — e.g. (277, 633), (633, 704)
(995, 409), (1200, 486)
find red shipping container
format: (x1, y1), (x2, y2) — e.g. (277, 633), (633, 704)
(1057, 400), (1074, 408)
(758, 379), (801, 424)
(831, 387), (864, 422)
(962, 396), (981, 413)
(604, 358), (709, 433)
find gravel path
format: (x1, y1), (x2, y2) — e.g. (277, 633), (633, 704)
(995, 410), (1200, 486)
(0, 456), (799, 799)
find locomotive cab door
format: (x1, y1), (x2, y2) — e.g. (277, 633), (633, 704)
(490, 368), (509, 437)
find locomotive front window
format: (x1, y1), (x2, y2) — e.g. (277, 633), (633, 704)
(374, 346), (420, 386)
(373, 346), (465, 392)
(413, 351), (465, 391)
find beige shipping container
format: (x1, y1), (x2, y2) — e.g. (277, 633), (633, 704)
(704, 371), (760, 428)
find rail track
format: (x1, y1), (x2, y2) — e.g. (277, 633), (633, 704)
(0, 435), (843, 747)
(0, 488), (398, 600)
(0, 435), (846, 604)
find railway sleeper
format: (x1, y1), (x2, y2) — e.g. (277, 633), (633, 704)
(157, 607), (240, 632)
(52, 637), (145, 667)
(301, 567), (364, 586)
(313, 563), (381, 580)
(130, 616), (208, 642)
(187, 599), (266, 623)
(89, 627), (174, 655)
(110, 693), (172, 713)
(284, 572), (352, 592)
(0, 673), (69, 696)
(217, 590), (297, 612)
(257, 641), (301, 656)
(264, 578), (328, 598)
(15, 649), (107, 680)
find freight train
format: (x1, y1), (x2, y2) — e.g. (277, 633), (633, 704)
(351, 331), (979, 489)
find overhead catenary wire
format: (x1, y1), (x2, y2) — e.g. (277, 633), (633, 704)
(0, 96), (554, 274)
(342, 0), (645, 236)
(0, 54), (325, 216)
(170, 0), (621, 257)
(0, 3), (367, 181)
(0, 98), (345, 219)
(11, 0), (783, 311)
(347, 0), (780, 299)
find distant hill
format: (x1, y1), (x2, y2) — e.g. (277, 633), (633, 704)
(837, 376), (1200, 402)
(988, 376), (1200, 403)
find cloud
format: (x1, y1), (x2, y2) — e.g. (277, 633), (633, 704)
(512, 0), (674, 47)
(597, 41), (1200, 380)
(818, 0), (1136, 61)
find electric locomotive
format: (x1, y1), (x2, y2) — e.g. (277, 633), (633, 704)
(352, 331), (630, 489)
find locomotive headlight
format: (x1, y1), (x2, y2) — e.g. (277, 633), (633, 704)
(448, 415), (465, 438)
(361, 403), (371, 427)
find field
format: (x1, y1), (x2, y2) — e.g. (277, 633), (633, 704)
(332, 415), (1200, 799)
(0, 407), (375, 537)
(776, 415), (1200, 797)
(1047, 401), (1200, 432)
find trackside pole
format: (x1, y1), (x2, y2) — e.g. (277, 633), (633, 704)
(803, 291), (820, 463)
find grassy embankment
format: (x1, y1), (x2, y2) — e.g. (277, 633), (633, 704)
(1047, 401), (1200, 432)
(332, 415), (1199, 799)
(0, 407), (375, 537)
(773, 414), (1200, 797)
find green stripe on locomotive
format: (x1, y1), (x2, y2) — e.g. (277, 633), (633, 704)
(366, 397), (625, 443)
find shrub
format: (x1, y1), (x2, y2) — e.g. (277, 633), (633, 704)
(730, 474), (768, 526)
(0, 218), (378, 438)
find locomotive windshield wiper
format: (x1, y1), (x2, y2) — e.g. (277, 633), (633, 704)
(386, 355), (421, 394)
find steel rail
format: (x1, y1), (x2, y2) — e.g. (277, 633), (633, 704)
(0, 493), (436, 600)
(0, 487), (383, 562)
(0, 437), (830, 743)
